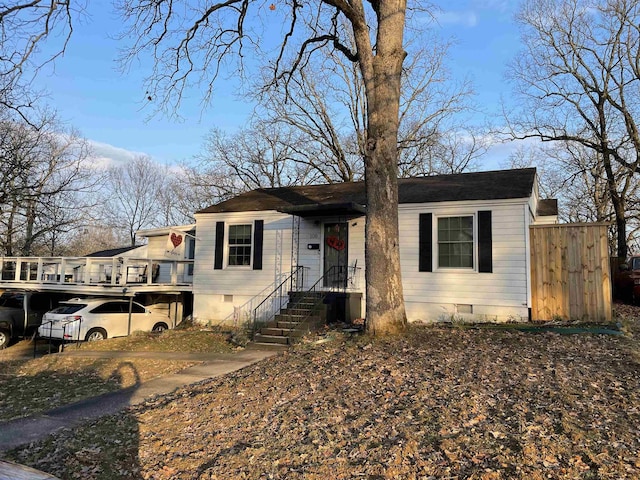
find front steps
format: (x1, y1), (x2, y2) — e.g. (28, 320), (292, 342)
(249, 292), (325, 348)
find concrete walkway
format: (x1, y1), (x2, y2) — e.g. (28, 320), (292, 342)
(0, 349), (278, 452)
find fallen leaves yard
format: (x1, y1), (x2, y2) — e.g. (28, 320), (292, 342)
(5, 306), (640, 479)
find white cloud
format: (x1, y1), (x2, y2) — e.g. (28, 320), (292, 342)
(481, 137), (544, 170)
(435, 10), (479, 27)
(86, 140), (148, 169)
(471, 0), (513, 14)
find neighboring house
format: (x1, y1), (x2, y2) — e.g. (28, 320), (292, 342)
(81, 245), (148, 283)
(190, 168), (558, 325)
(135, 225), (196, 284)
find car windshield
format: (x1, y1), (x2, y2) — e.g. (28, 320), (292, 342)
(0, 294), (23, 309)
(49, 304), (86, 315)
(633, 258), (640, 271)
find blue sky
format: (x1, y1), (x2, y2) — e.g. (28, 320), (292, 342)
(33, 0), (523, 169)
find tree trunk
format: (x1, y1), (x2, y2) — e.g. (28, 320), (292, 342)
(361, 0), (408, 335)
(601, 140), (627, 259)
(364, 120), (407, 334)
(5, 202), (18, 257)
(23, 199), (35, 256)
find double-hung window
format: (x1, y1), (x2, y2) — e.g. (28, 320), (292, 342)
(437, 216), (474, 268)
(228, 224), (252, 266)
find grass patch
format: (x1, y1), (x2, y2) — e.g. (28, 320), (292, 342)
(0, 325), (245, 421)
(0, 356), (198, 422)
(74, 323), (246, 353)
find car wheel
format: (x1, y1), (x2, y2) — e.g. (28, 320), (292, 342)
(0, 329), (9, 349)
(85, 328), (107, 342)
(152, 322), (169, 333)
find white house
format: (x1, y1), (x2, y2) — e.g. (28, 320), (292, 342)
(189, 168), (558, 328)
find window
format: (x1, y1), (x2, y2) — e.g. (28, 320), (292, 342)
(228, 224), (252, 266)
(91, 302), (126, 314)
(50, 304), (86, 314)
(131, 303), (146, 313)
(187, 237), (195, 275)
(438, 216), (474, 268)
(0, 293), (23, 309)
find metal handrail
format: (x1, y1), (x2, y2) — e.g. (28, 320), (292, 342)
(251, 264), (361, 342)
(284, 265), (361, 343)
(38, 319), (56, 355)
(223, 271), (294, 325)
(61, 316), (83, 350)
(37, 316), (84, 355)
(251, 266), (305, 338)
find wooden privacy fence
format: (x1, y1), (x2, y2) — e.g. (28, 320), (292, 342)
(530, 223), (612, 322)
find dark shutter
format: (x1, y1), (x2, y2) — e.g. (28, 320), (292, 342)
(478, 210), (493, 273)
(253, 220), (264, 270)
(214, 221), (224, 270)
(419, 213), (433, 272)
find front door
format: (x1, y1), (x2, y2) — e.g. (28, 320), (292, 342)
(323, 222), (348, 287)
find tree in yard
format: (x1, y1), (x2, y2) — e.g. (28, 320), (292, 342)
(116, 0), (418, 334)
(117, 1), (480, 333)
(507, 0), (640, 259)
(211, 23), (480, 185)
(163, 161), (238, 224)
(506, 141), (640, 254)
(202, 123), (318, 190)
(0, 112), (96, 256)
(0, 1), (80, 120)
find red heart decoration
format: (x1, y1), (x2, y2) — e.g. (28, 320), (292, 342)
(170, 233), (183, 248)
(326, 236), (346, 251)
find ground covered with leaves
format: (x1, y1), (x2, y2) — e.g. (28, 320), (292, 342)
(6, 307), (640, 479)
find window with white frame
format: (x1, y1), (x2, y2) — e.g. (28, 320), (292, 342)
(437, 216), (474, 268)
(228, 224), (252, 266)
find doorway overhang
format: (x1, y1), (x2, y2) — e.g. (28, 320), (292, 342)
(277, 202), (366, 220)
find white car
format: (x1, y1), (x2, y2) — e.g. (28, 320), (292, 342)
(38, 298), (172, 342)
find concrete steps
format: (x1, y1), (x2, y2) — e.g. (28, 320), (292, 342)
(248, 292), (326, 348)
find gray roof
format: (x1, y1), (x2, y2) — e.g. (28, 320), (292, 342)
(198, 168), (540, 214)
(86, 246), (141, 257)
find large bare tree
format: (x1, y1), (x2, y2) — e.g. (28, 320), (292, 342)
(506, 142), (640, 255)
(246, 24), (480, 183)
(203, 123), (318, 189)
(0, 1), (80, 120)
(0, 112), (96, 256)
(507, 0), (640, 259)
(117, 0), (418, 334)
(102, 155), (169, 246)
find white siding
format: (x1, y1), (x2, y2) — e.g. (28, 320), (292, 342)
(140, 234), (192, 283)
(399, 199), (531, 323)
(192, 198), (534, 325)
(192, 211), (367, 324)
(348, 219), (365, 288)
(193, 211), (294, 324)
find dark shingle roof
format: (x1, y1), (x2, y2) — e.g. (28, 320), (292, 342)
(197, 168), (538, 214)
(86, 246), (141, 257)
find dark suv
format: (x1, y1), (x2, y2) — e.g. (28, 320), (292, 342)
(0, 292), (68, 348)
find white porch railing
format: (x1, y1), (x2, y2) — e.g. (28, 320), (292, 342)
(0, 256), (194, 287)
